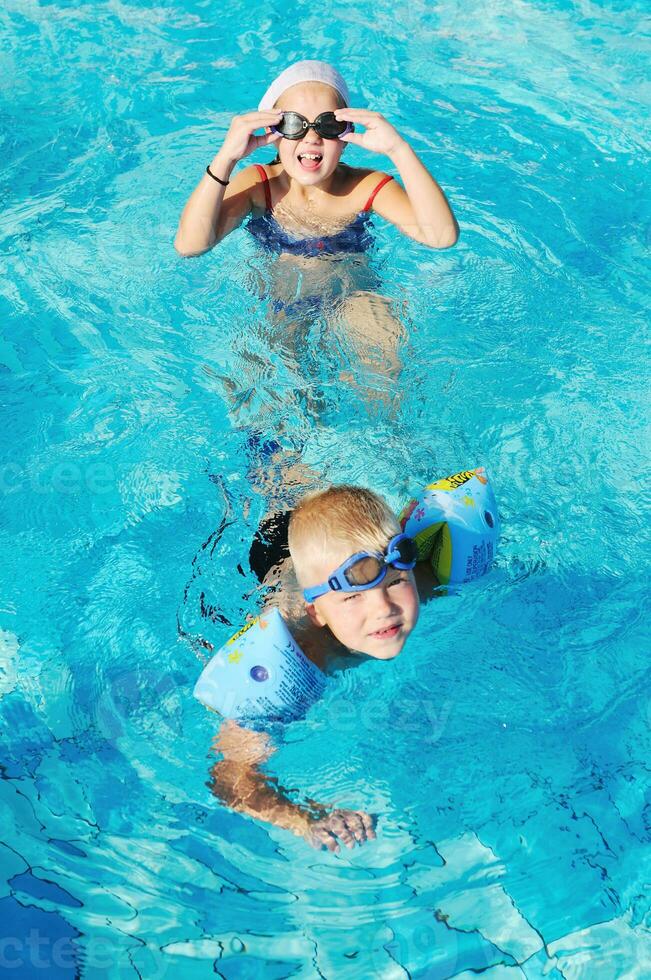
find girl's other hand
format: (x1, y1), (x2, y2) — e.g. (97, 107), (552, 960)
(221, 111), (283, 165)
(335, 108), (405, 159)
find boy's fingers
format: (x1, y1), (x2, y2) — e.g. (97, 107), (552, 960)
(332, 819), (356, 848)
(307, 812), (375, 852)
(340, 813), (366, 843)
(323, 831), (340, 853)
(328, 814), (353, 837)
(358, 811), (377, 838)
(335, 810), (375, 845)
(309, 825), (340, 853)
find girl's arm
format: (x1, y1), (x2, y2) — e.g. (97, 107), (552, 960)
(174, 110), (282, 257)
(336, 108), (459, 249)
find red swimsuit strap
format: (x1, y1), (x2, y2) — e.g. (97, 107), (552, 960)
(254, 166), (392, 218)
(362, 174), (394, 213)
(253, 164), (273, 211)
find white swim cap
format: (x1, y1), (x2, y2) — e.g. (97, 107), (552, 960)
(258, 60), (350, 111)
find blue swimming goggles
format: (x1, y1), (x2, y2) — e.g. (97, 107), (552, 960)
(303, 533), (418, 603)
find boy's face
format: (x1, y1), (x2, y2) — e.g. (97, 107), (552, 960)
(305, 547), (420, 660)
(273, 82), (345, 185)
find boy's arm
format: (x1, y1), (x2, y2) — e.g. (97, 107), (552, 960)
(211, 719), (375, 852)
(210, 719), (312, 837)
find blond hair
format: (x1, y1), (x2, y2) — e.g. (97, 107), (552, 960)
(288, 485), (401, 587)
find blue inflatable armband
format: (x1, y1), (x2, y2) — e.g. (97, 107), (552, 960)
(399, 467), (499, 584)
(193, 607), (326, 724)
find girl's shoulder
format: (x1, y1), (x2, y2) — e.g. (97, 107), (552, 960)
(339, 163), (387, 190)
(337, 164), (393, 210)
(238, 161), (392, 214)
(338, 162), (381, 184)
(229, 161), (276, 213)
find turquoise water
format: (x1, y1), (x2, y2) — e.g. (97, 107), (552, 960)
(1, 0), (650, 976)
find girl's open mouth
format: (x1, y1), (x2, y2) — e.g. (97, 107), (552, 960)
(298, 152), (323, 171)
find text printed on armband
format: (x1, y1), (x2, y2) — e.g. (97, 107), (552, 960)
(464, 541), (492, 582)
(427, 469), (476, 492)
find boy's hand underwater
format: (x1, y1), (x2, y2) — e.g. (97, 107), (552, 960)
(304, 808), (376, 853)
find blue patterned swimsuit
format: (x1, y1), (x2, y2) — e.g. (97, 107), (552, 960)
(247, 164), (394, 258)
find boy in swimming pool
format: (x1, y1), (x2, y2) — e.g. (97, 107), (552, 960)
(174, 59), (459, 257)
(210, 484), (436, 854)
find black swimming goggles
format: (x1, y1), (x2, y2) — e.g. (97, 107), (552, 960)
(270, 111), (353, 141)
(303, 534), (418, 603)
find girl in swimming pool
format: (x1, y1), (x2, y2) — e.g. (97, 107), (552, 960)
(174, 60), (459, 258)
(176, 62), (456, 492)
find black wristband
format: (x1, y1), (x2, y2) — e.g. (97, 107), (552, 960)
(206, 165), (229, 186)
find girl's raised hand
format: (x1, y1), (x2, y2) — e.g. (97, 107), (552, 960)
(221, 110), (283, 164)
(335, 108), (405, 158)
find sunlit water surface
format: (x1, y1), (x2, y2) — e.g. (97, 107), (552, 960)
(1, 0), (649, 977)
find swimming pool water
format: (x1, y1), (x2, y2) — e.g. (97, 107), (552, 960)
(1, 0), (650, 976)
